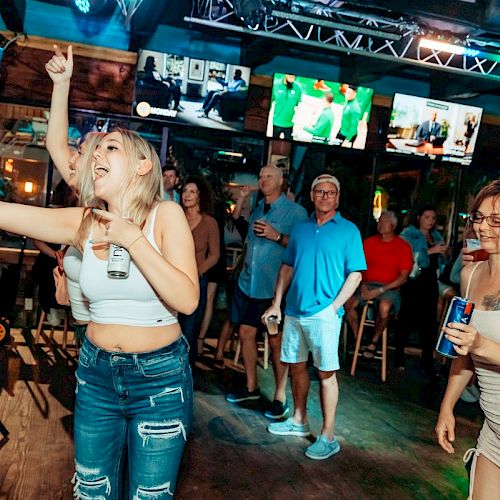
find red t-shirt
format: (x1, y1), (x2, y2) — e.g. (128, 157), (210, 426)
(362, 235), (413, 284)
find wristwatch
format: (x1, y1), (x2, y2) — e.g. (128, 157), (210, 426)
(276, 232), (283, 243)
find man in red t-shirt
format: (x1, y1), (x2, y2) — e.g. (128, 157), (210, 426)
(345, 211), (413, 357)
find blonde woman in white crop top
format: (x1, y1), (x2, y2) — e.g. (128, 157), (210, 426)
(0, 129), (199, 498)
(436, 180), (500, 499)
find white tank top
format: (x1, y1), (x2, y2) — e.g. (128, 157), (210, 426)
(63, 246), (90, 322)
(79, 204), (178, 327)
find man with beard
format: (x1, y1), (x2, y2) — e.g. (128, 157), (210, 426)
(271, 74), (303, 140)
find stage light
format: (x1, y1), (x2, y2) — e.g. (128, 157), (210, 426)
(419, 38), (500, 63)
(24, 181), (33, 194)
(233, 0), (270, 30)
(72, 0), (108, 15)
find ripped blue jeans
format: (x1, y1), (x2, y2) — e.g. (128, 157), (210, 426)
(73, 335), (193, 499)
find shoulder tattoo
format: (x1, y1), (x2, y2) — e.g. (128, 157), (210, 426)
(482, 290), (500, 311)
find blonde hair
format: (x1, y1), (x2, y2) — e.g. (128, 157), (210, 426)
(77, 132), (105, 208)
(78, 128), (163, 245)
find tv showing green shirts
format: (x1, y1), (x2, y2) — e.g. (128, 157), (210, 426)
(267, 73), (373, 150)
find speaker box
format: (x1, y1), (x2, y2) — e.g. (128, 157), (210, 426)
(0, 0), (26, 33)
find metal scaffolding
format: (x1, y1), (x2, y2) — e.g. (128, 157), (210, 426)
(186, 0), (499, 80)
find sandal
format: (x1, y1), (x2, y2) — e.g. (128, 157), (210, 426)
(363, 343), (377, 359)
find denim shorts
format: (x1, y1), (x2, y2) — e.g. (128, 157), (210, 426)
(354, 282), (402, 314)
(73, 335), (193, 499)
(281, 305), (341, 371)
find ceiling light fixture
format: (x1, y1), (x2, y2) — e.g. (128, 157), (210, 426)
(72, 0), (108, 15)
(419, 38), (500, 63)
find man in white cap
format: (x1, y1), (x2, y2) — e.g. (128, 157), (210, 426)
(263, 173), (366, 460)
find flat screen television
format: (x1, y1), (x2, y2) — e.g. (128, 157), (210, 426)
(266, 73), (374, 150)
(385, 93), (483, 165)
(132, 49), (252, 132)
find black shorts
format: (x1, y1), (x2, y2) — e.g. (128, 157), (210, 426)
(230, 284), (272, 329)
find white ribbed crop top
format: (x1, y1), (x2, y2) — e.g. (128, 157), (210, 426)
(79, 205), (178, 327)
(63, 246), (90, 322)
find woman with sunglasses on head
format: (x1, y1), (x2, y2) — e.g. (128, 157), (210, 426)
(0, 129), (199, 498)
(436, 180), (500, 499)
(45, 45), (104, 344)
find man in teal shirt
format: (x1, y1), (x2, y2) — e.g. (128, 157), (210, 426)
(264, 174), (366, 460)
(272, 74), (302, 140)
(303, 93), (335, 143)
(337, 85), (362, 147)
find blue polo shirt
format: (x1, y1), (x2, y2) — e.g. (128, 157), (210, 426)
(238, 194), (308, 299)
(283, 212), (366, 317)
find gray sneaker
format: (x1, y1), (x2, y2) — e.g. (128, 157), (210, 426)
(305, 435), (341, 460)
(268, 417), (310, 437)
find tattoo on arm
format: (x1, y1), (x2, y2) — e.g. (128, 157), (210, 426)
(482, 290), (500, 311)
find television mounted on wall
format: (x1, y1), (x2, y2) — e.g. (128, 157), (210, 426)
(266, 73), (374, 150)
(385, 93), (483, 165)
(132, 49), (252, 133)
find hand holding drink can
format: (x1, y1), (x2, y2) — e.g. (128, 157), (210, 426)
(436, 297), (474, 358)
(266, 315), (279, 335)
(465, 238), (489, 262)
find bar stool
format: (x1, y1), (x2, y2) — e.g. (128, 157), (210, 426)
(34, 308), (72, 349)
(234, 331), (269, 369)
(350, 300), (388, 382)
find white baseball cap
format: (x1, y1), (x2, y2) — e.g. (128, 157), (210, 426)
(311, 174), (340, 192)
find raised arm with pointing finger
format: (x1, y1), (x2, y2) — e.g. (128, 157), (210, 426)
(45, 45), (75, 184)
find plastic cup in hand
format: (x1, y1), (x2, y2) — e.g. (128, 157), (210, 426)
(253, 220), (264, 236)
(266, 315), (279, 335)
(465, 238), (489, 262)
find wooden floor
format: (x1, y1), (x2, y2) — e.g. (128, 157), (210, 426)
(0, 329), (482, 499)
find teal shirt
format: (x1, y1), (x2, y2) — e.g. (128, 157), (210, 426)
(304, 107), (335, 140)
(238, 194), (308, 299)
(272, 82), (302, 128)
(283, 212), (366, 318)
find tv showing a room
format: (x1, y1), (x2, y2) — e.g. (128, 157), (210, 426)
(133, 49), (251, 132)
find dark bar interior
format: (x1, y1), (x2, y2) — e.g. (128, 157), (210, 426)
(0, 0), (499, 498)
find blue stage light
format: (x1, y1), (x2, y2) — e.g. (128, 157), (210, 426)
(72, 0), (108, 15)
(74, 0), (91, 13)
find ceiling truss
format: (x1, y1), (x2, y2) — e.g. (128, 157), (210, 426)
(186, 0), (499, 80)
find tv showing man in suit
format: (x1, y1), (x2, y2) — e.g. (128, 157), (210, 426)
(415, 110), (442, 145)
(385, 93), (483, 165)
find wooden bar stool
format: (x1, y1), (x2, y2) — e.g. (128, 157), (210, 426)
(234, 331), (269, 370)
(350, 300), (388, 382)
(34, 309), (72, 349)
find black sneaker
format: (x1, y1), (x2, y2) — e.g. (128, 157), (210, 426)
(264, 399), (290, 419)
(226, 387), (261, 403)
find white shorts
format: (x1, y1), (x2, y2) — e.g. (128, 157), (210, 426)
(281, 305), (341, 372)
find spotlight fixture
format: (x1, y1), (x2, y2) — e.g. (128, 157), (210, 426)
(233, 0), (271, 31)
(72, 0), (108, 15)
(419, 38), (500, 63)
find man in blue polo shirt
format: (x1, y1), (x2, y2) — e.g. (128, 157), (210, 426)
(225, 165), (308, 419)
(263, 174), (366, 460)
